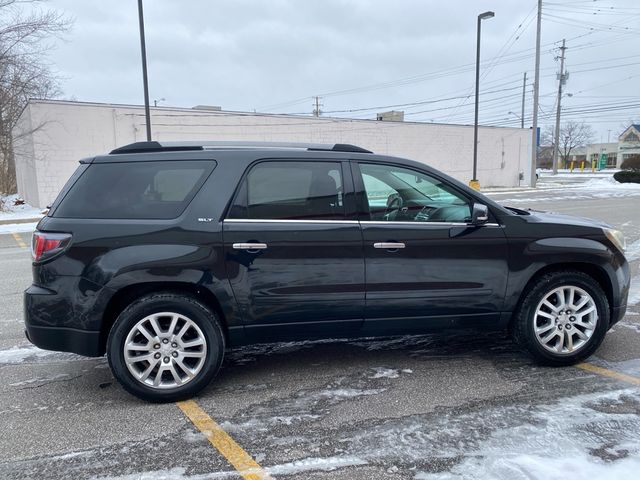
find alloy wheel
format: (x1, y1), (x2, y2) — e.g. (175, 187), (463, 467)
(533, 285), (598, 355)
(123, 312), (207, 389)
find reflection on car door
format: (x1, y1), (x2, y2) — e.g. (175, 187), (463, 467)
(353, 161), (509, 333)
(223, 160), (365, 341)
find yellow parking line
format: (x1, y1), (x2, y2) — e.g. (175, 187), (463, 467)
(176, 400), (272, 480)
(576, 362), (640, 387)
(11, 232), (28, 249)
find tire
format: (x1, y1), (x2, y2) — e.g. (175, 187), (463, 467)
(512, 270), (609, 366)
(107, 292), (225, 402)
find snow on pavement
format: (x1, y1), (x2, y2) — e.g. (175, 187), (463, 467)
(628, 275), (640, 306)
(494, 176), (640, 205)
(0, 345), (85, 364)
(0, 222), (38, 234)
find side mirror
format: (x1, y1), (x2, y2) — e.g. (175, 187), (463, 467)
(471, 203), (489, 225)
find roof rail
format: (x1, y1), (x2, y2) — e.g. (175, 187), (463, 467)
(110, 141), (372, 155)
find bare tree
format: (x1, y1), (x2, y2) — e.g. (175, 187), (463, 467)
(541, 121), (595, 171)
(0, 0), (70, 194)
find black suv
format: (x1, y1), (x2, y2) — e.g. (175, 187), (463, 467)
(24, 141), (630, 402)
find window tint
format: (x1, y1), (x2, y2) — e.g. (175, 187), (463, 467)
(229, 161), (344, 220)
(359, 163), (471, 223)
(54, 161), (213, 219)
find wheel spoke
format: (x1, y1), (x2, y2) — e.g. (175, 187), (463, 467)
(540, 329), (559, 345)
(153, 365), (166, 387)
(182, 350), (205, 358)
(137, 324), (154, 342)
(168, 364), (183, 386)
(574, 328), (588, 340)
(537, 311), (556, 321)
(577, 305), (596, 317)
(555, 291), (565, 308)
(126, 342), (150, 352)
(542, 300), (559, 313)
(148, 316), (163, 337)
(168, 314), (179, 336)
(573, 296), (590, 312)
(565, 330), (574, 351)
(139, 359), (159, 381)
(536, 323), (556, 335)
(567, 288), (575, 309)
(176, 322), (190, 341)
(175, 358), (196, 379)
(181, 338), (205, 349)
(126, 353), (155, 365)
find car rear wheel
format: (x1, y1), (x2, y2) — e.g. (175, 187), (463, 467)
(512, 271), (609, 366)
(107, 292), (224, 402)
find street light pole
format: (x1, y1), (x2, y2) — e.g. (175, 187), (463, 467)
(137, 0), (152, 141)
(471, 10), (495, 191)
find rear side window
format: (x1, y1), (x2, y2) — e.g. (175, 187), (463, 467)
(54, 161), (214, 219)
(228, 161), (344, 220)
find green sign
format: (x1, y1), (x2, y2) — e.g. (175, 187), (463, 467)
(599, 153), (607, 170)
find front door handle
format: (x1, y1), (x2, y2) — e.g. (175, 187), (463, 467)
(373, 242), (405, 250)
(232, 243), (268, 251)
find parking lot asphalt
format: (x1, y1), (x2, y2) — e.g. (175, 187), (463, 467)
(1, 184), (639, 480)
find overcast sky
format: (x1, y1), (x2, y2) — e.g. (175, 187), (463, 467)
(45, 0), (640, 142)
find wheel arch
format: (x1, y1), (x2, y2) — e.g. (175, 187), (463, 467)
(99, 282), (231, 355)
(508, 262), (613, 331)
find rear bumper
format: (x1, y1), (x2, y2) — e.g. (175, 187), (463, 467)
(24, 283), (104, 357)
(25, 324), (102, 357)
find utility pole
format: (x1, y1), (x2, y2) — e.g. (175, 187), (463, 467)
(313, 96), (322, 117)
(530, 0), (542, 187)
(137, 0), (152, 141)
(552, 39), (567, 175)
(520, 72), (527, 129)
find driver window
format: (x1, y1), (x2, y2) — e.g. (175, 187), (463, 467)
(359, 163), (471, 223)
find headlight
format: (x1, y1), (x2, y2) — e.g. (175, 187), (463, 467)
(603, 228), (626, 252)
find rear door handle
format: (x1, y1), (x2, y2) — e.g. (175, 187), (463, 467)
(232, 243), (268, 251)
(373, 242), (405, 249)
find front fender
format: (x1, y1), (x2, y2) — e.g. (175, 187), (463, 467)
(504, 236), (629, 314)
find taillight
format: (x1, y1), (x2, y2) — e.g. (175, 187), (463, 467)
(31, 231), (72, 262)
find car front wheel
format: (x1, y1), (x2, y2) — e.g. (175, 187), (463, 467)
(512, 271), (609, 366)
(107, 292), (225, 402)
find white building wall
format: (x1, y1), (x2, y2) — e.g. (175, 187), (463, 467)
(14, 100), (532, 208)
(13, 104), (39, 207)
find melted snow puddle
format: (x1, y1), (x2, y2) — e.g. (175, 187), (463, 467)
(9, 373), (71, 387)
(0, 345), (85, 364)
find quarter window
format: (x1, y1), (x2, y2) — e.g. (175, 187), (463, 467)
(229, 161), (345, 220)
(359, 163), (471, 223)
(54, 161), (214, 219)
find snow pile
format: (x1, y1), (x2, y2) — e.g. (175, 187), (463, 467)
(581, 176), (640, 190)
(0, 194), (43, 221)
